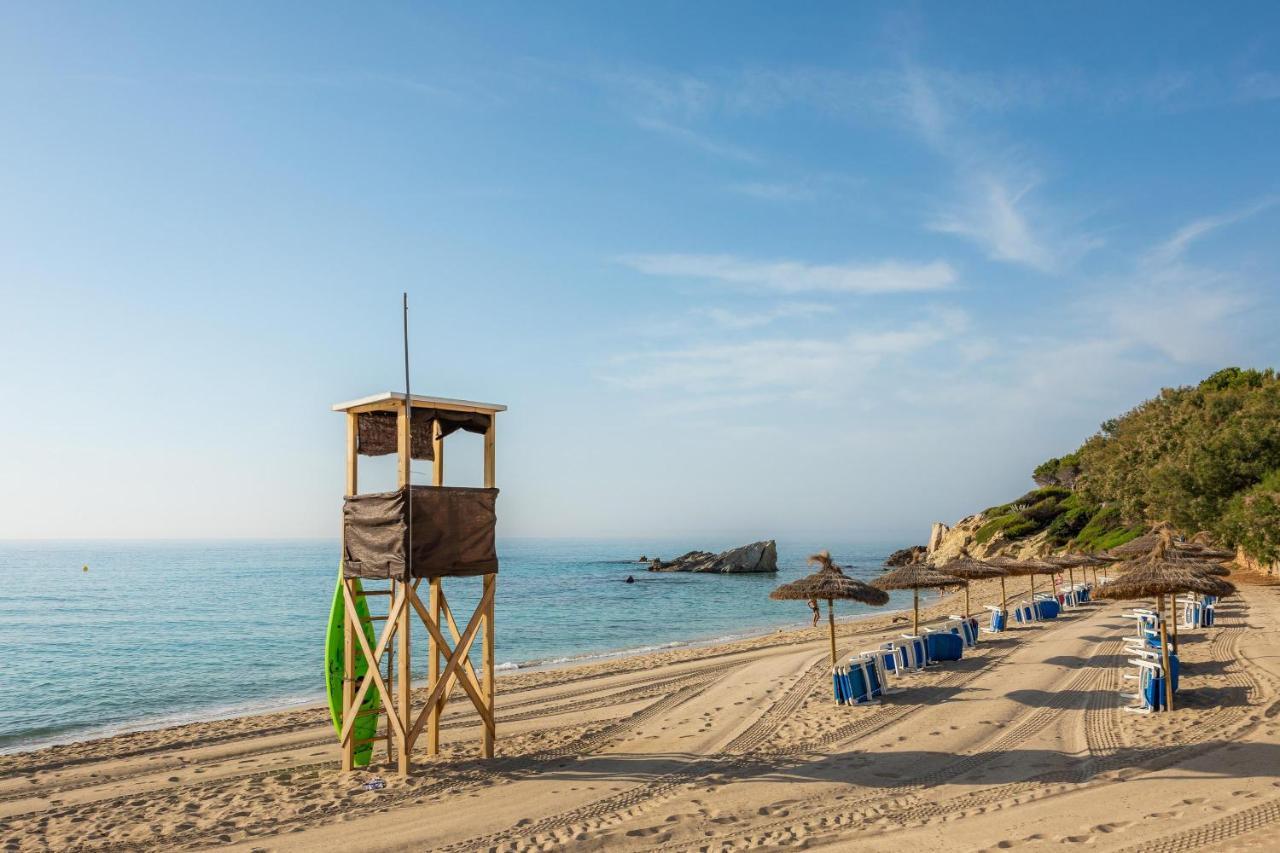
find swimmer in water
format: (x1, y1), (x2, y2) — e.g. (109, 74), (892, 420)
(625, 575), (635, 584)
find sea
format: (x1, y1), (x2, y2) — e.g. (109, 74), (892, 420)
(0, 538), (918, 754)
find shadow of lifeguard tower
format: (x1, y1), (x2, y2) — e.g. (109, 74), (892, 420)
(332, 391), (504, 774)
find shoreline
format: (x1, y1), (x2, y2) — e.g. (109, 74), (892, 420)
(0, 603), (908, 758)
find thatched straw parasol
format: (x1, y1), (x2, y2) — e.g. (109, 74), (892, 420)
(936, 552), (1007, 618)
(989, 556), (1060, 614)
(1107, 532), (1162, 558)
(1045, 553), (1094, 599)
(1095, 563), (1235, 712)
(1175, 543), (1236, 561)
(770, 551), (889, 666)
(872, 563), (966, 635)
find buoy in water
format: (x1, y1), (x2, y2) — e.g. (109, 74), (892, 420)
(625, 575), (635, 584)
(82, 564), (88, 572)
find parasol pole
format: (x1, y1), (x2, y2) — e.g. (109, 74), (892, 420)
(1000, 576), (1007, 613)
(827, 599), (837, 667)
(964, 581), (971, 618)
(1158, 596), (1174, 712)
(913, 588), (920, 635)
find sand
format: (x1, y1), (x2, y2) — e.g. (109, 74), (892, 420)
(4, 569), (1280, 852)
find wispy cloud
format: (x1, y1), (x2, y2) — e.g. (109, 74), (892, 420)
(605, 308), (969, 400)
(928, 174), (1103, 273)
(1146, 196), (1279, 266)
(1093, 199), (1278, 364)
(618, 253), (956, 294)
(727, 181), (818, 202)
(699, 302), (834, 330)
(632, 116), (762, 163)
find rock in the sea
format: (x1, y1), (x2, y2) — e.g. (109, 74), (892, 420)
(885, 545), (926, 566)
(648, 540), (778, 574)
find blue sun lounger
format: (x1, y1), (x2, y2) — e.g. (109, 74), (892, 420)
(1032, 595), (1060, 619)
(946, 615), (980, 648)
(985, 605), (1008, 633)
(924, 630), (964, 663)
(832, 657), (884, 705)
(1179, 595), (1215, 628)
(896, 635), (929, 670)
(861, 646), (902, 691)
(1013, 602), (1039, 624)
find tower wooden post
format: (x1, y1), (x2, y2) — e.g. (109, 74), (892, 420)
(482, 415), (497, 757)
(428, 417), (446, 755)
(341, 412), (358, 772)
(395, 400), (413, 774)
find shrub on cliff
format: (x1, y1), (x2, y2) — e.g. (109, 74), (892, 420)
(1043, 367), (1280, 560)
(969, 368), (1280, 560)
(1219, 469), (1280, 564)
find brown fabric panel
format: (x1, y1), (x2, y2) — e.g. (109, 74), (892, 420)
(408, 487), (499, 578)
(343, 486), (499, 579)
(342, 489), (407, 579)
(356, 409), (492, 459)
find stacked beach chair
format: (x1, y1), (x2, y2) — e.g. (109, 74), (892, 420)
(1121, 609), (1179, 713)
(1179, 594), (1215, 628)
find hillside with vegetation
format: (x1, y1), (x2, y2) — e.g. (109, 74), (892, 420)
(966, 368), (1280, 563)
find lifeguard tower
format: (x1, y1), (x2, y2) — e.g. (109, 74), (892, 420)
(332, 391), (505, 774)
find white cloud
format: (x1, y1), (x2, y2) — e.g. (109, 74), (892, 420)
(1091, 200), (1278, 364)
(930, 177), (1055, 271)
(606, 308), (969, 399)
(632, 116), (761, 163)
(699, 302), (834, 330)
(1146, 196), (1278, 266)
(618, 253), (956, 294)
(727, 181), (817, 202)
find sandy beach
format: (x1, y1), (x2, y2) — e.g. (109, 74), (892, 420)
(3, 570), (1279, 852)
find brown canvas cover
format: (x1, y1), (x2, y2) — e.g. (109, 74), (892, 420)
(343, 486), (499, 580)
(357, 409), (491, 460)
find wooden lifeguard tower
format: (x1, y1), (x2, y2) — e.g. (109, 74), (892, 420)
(333, 391), (505, 774)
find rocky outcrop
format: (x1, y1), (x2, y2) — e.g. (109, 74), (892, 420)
(898, 514), (1054, 565)
(927, 522), (949, 554)
(648, 540), (778, 574)
(885, 545), (927, 566)
(1234, 546), (1280, 578)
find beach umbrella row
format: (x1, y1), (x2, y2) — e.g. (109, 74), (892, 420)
(989, 556), (1060, 613)
(871, 563), (966, 635)
(935, 553), (1006, 618)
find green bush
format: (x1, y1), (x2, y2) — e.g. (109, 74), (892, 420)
(1219, 469), (1280, 564)
(974, 513), (1020, 544)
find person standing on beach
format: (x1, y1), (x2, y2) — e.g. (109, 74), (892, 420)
(807, 598), (820, 626)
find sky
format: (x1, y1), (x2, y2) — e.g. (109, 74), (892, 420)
(2, 3), (1278, 542)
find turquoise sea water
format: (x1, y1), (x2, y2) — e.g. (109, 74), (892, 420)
(0, 539), (913, 753)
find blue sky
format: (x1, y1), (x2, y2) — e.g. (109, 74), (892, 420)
(2, 3), (1278, 541)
